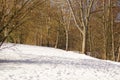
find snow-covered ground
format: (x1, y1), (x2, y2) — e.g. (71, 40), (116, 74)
(0, 43), (120, 80)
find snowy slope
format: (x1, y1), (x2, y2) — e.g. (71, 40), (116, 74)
(0, 43), (120, 80)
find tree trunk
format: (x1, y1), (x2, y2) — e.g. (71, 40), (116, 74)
(4, 28), (8, 43)
(40, 26), (43, 46)
(111, 15), (115, 61)
(116, 46), (120, 62)
(82, 30), (87, 54)
(55, 29), (59, 48)
(65, 30), (69, 51)
(116, 35), (120, 61)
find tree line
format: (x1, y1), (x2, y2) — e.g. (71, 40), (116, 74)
(0, 0), (120, 61)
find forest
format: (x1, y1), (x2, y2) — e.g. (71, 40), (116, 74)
(0, 0), (120, 61)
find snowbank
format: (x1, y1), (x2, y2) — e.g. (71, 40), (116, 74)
(0, 43), (120, 80)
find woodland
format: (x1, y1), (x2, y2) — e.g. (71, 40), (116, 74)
(0, 0), (120, 61)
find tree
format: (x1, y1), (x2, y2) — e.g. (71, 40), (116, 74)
(0, 0), (45, 46)
(67, 0), (94, 53)
(60, 4), (71, 51)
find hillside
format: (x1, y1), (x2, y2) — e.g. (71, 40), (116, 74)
(0, 43), (120, 80)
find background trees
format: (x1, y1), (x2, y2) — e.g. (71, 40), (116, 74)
(0, 0), (45, 45)
(0, 0), (120, 61)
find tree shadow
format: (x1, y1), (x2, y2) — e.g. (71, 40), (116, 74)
(0, 56), (120, 70)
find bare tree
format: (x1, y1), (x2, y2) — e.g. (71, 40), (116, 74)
(0, 0), (45, 46)
(102, 0), (116, 60)
(67, 0), (94, 53)
(60, 5), (71, 51)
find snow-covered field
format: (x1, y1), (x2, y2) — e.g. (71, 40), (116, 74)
(0, 43), (120, 80)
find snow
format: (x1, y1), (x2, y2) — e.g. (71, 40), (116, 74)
(0, 43), (120, 80)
